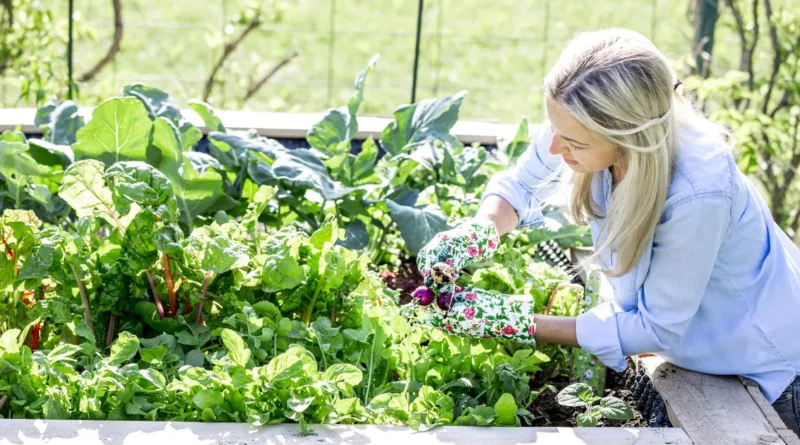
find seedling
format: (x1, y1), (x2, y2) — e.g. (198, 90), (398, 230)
(556, 383), (634, 427)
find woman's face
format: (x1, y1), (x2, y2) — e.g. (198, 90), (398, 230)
(545, 96), (620, 174)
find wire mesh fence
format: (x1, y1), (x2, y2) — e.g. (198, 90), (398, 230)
(1, 0), (745, 123)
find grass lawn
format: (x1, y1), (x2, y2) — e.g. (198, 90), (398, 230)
(0, 0), (776, 124)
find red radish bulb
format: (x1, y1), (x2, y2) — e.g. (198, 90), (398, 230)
(437, 292), (453, 311)
(413, 286), (435, 306)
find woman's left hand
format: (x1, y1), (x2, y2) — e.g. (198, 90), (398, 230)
(414, 284), (538, 345)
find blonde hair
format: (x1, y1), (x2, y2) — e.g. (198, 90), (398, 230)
(543, 28), (685, 277)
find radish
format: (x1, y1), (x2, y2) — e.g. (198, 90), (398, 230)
(437, 292), (453, 311)
(413, 286), (435, 306)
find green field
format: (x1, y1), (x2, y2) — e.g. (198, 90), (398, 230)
(0, 0), (775, 123)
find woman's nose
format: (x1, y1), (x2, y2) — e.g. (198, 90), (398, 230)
(549, 133), (567, 155)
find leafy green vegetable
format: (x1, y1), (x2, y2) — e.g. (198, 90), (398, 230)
(72, 97), (153, 166)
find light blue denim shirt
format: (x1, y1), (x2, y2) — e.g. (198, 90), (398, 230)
(483, 121), (800, 403)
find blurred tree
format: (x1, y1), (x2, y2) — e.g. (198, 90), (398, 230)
(688, 0), (800, 239)
(0, 0), (67, 105)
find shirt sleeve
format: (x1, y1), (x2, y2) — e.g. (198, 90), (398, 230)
(481, 122), (563, 228)
(575, 194), (732, 371)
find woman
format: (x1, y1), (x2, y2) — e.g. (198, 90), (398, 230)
(415, 28), (800, 434)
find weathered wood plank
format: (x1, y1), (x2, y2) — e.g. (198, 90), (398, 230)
(0, 107), (517, 145)
(740, 376), (800, 445)
(0, 421), (692, 445)
(639, 355), (785, 445)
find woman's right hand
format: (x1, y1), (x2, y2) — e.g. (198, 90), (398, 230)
(416, 218), (501, 292)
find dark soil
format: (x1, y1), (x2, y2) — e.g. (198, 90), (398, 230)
(380, 259), (424, 305)
(528, 359), (671, 428)
(526, 368), (648, 428)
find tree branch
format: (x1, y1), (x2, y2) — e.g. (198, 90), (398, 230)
(203, 17), (262, 101)
(761, 0), (781, 114)
(0, 0), (13, 76)
(78, 0), (123, 82)
(243, 51), (299, 103)
(769, 36), (800, 118)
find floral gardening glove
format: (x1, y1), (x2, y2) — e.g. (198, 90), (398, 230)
(412, 285), (537, 345)
(417, 218), (501, 292)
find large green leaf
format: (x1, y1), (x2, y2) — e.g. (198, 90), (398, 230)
(35, 101), (85, 146)
(27, 139), (74, 168)
(306, 110), (350, 157)
(193, 389), (224, 410)
(385, 200), (449, 255)
(59, 160), (122, 229)
(272, 149), (359, 200)
(146, 124), (235, 230)
(188, 100), (225, 133)
(72, 97), (153, 167)
(380, 91), (466, 157)
(207, 131), (270, 169)
(0, 141), (59, 207)
(339, 219), (369, 250)
(351, 138), (378, 183)
(123, 84), (202, 150)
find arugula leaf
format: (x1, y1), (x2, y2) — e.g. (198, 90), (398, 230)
(493, 393), (518, 426)
(221, 328), (251, 367)
(109, 331), (140, 366)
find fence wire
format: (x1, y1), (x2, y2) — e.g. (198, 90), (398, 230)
(2, 0), (740, 123)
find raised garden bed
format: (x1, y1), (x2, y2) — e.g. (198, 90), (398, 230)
(0, 58), (796, 445)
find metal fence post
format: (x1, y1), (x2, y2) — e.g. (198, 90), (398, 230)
(68, 0), (74, 100)
(411, 0), (424, 104)
(326, 0), (337, 107)
(539, 0), (551, 79)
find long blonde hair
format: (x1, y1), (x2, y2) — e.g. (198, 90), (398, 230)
(543, 28), (684, 277)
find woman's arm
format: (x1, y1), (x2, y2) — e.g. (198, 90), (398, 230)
(478, 123), (563, 232)
(534, 315), (580, 347)
(475, 195), (519, 237)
